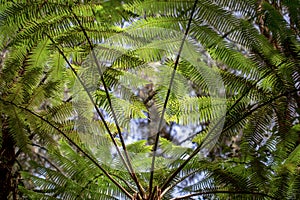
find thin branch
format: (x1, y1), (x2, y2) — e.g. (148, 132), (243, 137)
(170, 190), (279, 200)
(69, 9), (145, 197)
(149, 0), (199, 197)
(0, 99), (133, 199)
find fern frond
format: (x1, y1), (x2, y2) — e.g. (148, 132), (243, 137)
(125, 0), (193, 17)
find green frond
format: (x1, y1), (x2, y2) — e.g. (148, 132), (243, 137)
(212, 0), (256, 17)
(174, 96), (226, 125)
(118, 70), (151, 89)
(275, 123), (300, 161)
(1, 45), (30, 87)
(7, 106), (29, 152)
(220, 99), (249, 136)
(241, 108), (273, 151)
(21, 140), (131, 199)
(45, 103), (74, 124)
(125, 17), (185, 31)
(125, 0), (193, 17)
(95, 90), (147, 129)
(221, 71), (267, 99)
(261, 2), (295, 48)
(282, 0), (300, 32)
(195, 1), (240, 33)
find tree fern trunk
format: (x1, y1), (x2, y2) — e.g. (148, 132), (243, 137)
(0, 117), (17, 199)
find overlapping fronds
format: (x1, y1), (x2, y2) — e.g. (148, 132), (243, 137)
(20, 140), (129, 200)
(1, 0), (300, 199)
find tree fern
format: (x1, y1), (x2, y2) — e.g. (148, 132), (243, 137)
(1, 0), (300, 199)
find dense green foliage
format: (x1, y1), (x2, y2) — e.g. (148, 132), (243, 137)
(0, 0), (300, 199)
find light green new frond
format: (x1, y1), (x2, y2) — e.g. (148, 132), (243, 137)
(127, 140), (152, 154)
(125, 140), (153, 172)
(153, 86), (190, 123)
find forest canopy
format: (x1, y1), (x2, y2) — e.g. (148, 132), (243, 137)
(0, 0), (300, 199)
